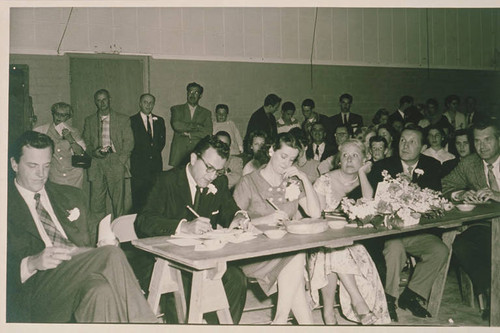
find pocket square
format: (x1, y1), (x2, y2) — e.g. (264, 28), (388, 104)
(211, 210), (220, 215)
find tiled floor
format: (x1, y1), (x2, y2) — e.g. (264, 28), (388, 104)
(239, 264), (489, 327)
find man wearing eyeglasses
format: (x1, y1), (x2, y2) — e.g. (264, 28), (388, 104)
(169, 82), (213, 167)
(33, 102), (87, 188)
(135, 135), (248, 324)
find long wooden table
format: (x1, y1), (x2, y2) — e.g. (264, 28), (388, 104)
(133, 203), (500, 325)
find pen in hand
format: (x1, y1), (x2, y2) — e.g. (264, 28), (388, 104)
(186, 205), (201, 218)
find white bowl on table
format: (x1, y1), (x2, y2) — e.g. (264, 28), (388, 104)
(456, 203), (476, 212)
(285, 218), (329, 234)
(264, 229), (287, 239)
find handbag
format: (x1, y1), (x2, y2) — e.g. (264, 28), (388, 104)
(72, 153), (92, 169)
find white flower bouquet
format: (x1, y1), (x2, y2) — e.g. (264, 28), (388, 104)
(341, 170), (452, 229)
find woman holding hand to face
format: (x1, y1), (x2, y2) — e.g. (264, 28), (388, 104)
(233, 132), (321, 324)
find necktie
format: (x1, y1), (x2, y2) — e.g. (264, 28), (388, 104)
(487, 164), (499, 191)
(315, 145), (320, 160)
(101, 116), (111, 148)
(146, 115), (153, 143)
(193, 186), (203, 212)
(343, 114), (347, 125)
(34, 193), (74, 248)
(407, 166), (414, 177)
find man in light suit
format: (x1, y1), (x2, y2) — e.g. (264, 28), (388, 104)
(130, 93), (166, 213)
(83, 89), (134, 220)
(136, 135), (248, 324)
(369, 124), (449, 322)
(329, 93), (363, 134)
(442, 120), (500, 321)
(305, 122), (337, 162)
(7, 131), (156, 323)
(169, 82), (213, 167)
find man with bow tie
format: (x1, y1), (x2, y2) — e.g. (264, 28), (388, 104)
(368, 124), (448, 322)
(130, 93), (166, 213)
(7, 131), (156, 323)
(135, 135), (248, 324)
(442, 119), (500, 321)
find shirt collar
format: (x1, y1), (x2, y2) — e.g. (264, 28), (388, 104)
(401, 160), (418, 171)
(15, 178), (47, 203)
(482, 155), (500, 168)
(188, 104), (197, 113)
(140, 111), (151, 121)
(185, 163), (197, 195)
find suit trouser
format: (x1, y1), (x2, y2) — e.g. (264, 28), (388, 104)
(89, 159), (127, 218)
(453, 225), (491, 295)
(130, 174), (156, 214)
(26, 246), (156, 323)
(383, 233), (449, 300)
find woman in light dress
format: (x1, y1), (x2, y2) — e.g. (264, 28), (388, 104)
(310, 139), (390, 325)
(233, 132), (321, 324)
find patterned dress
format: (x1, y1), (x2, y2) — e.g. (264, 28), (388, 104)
(233, 167), (304, 295)
(309, 172), (390, 324)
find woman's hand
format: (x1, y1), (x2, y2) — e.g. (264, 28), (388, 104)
(358, 160), (372, 175)
(268, 210), (289, 226)
(283, 166), (307, 182)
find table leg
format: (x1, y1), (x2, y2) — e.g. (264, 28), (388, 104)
(427, 229), (458, 317)
(491, 217), (500, 326)
(147, 258), (187, 323)
(187, 262), (232, 324)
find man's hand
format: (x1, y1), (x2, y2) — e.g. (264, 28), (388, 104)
(27, 247), (73, 272)
(61, 128), (76, 144)
(475, 188), (500, 203)
(181, 217), (213, 234)
(92, 147), (107, 158)
(229, 211), (250, 230)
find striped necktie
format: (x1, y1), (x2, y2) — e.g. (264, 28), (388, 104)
(34, 193), (74, 248)
(487, 164), (499, 191)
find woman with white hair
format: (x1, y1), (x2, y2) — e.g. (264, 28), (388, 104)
(310, 139), (390, 325)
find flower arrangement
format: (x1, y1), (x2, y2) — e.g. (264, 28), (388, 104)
(341, 170), (452, 229)
(285, 179), (301, 202)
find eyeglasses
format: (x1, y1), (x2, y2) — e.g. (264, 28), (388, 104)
(197, 154), (226, 177)
(53, 111), (71, 118)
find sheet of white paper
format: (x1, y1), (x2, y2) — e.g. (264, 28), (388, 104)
(167, 238), (203, 246)
(97, 214), (117, 246)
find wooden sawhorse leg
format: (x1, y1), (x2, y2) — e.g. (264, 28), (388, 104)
(427, 229), (458, 317)
(147, 258), (187, 323)
(186, 262), (232, 324)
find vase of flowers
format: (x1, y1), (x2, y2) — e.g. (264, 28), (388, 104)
(341, 170), (453, 229)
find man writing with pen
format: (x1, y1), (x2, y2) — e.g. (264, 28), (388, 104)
(133, 135), (248, 324)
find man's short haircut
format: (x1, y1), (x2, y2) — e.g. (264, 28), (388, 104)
(216, 104), (229, 113)
(445, 94), (460, 107)
(335, 124), (353, 136)
(339, 93), (353, 103)
(281, 101), (296, 112)
(139, 93), (156, 103)
(10, 131), (54, 163)
(215, 130), (232, 145)
(369, 135), (388, 148)
(312, 122), (325, 131)
(399, 95), (414, 106)
(186, 82), (204, 95)
(473, 119), (500, 139)
(264, 94), (282, 107)
(426, 98), (439, 108)
(193, 135), (229, 160)
(94, 89), (110, 100)
(402, 123), (425, 145)
(51, 102), (73, 116)
(302, 98), (315, 108)
(465, 96), (477, 104)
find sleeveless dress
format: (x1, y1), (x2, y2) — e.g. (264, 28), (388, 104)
(309, 172), (390, 324)
(233, 167), (305, 295)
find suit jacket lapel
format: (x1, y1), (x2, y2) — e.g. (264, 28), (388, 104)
(9, 183), (41, 240)
(473, 155), (488, 188)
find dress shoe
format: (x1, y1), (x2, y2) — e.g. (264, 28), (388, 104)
(385, 293), (398, 322)
(398, 288), (431, 318)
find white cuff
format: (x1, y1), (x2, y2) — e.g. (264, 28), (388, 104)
(20, 257), (37, 284)
(175, 219), (188, 235)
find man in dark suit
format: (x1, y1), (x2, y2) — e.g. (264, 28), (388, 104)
(389, 95), (413, 126)
(369, 125), (449, 322)
(7, 131), (156, 323)
(136, 135), (248, 324)
(306, 122), (337, 161)
(301, 98), (333, 143)
(169, 82), (213, 167)
(130, 93), (166, 213)
(244, 93), (281, 149)
(83, 89), (134, 220)
(442, 120), (500, 321)
(329, 93), (363, 134)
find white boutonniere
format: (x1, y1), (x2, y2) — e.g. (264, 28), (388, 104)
(285, 180), (301, 202)
(152, 116), (158, 121)
(414, 168), (424, 177)
(207, 183), (218, 195)
(66, 207), (80, 222)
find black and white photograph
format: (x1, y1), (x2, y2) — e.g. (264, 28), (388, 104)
(2, 0), (500, 330)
